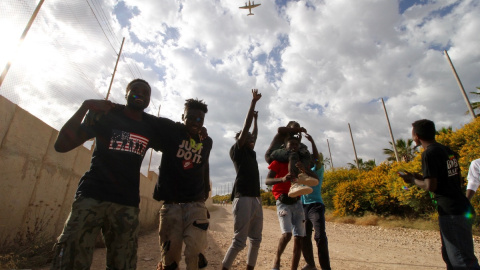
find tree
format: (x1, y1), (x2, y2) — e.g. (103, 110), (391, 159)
(347, 158), (376, 171)
(466, 87), (480, 116)
(436, 126), (453, 135)
(383, 138), (416, 162)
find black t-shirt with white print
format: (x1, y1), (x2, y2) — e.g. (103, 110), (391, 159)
(422, 142), (473, 216)
(75, 109), (157, 207)
(152, 117), (213, 203)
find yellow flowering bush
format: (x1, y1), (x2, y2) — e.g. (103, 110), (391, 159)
(320, 118), (480, 219)
(322, 168), (360, 209)
(333, 165), (399, 216)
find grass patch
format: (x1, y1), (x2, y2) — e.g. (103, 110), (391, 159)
(324, 210), (446, 233)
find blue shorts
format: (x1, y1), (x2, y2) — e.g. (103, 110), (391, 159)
(276, 199), (305, 237)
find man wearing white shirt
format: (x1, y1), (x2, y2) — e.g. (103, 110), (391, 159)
(467, 158), (480, 200)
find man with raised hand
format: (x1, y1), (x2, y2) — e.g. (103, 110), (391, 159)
(222, 89), (262, 270)
(51, 79), (157, 270)
(299, 134), (331, 270)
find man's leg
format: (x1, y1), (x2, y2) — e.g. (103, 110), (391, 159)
(103, 203), (140, 270)
(311, 203), (331, 270)
(438, 215), (480, 269)
(292, 236), (303, 270)
(298, 143), (312, 171)
(51, 197), (104, 270)
(302, 204), (316, 269)
(184, 202), (209, 270)
(291, 201), (306, 270)
(273, 233), (292, 269)
(273, 200), (294, 269)
(158, 204), (184, 270)
(246, 197), (264, 269)
(222, 198), (252, 269)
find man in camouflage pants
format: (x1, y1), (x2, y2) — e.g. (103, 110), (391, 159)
(51, 79), (157, 269)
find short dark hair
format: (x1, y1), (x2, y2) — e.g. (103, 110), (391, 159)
(287, 121), (299, 128)
(185, 98), (208, 113)
(126, 79), (151, 94)
(412, 119), (436, 141)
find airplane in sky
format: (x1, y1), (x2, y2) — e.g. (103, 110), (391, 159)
(239, 0), (261, 16)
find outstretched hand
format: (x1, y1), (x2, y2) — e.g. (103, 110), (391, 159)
(252, 89), (262, 102)
(397, 170), (417, 185)
(199, 127), (208, 141)
(304, 133), (314, 142)
(83, 100), (116, 126)
(282, 173), (294, 183)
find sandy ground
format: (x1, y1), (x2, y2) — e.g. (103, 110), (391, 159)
(39, 204), (480, 270)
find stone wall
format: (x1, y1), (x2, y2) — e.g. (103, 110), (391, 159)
(0, 95), (184, 242)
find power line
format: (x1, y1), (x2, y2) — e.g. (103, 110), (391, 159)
(85, 0), (117, 53)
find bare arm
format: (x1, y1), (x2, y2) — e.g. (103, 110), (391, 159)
(265, 169), (292, 185)
(252, 111), (258, 142)
(304, 133), (323, 168)
(467, 189), (476, 200)
(54, 100), (115, 153)
(398, 171), (437, 192)
(237, 89), (261, 148)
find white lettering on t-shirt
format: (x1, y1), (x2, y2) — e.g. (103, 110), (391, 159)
(177, 139), (203, 165)
(447, 157), (459, 177)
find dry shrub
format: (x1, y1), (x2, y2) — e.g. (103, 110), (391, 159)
(356, 214), (380, 226)
(0, 214), (54, 269)
(336, 216), (356, 224)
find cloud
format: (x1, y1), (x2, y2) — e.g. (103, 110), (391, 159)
(2, 0), (480, 195)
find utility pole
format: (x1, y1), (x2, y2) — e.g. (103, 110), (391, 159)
(444, 50), (476, 119)
(381, 98), (399, 162)
(105, 37), (125, 100)
(327, 139), (334, 170)
(348, 123), (360, 170)
(0, 0), (45, 87)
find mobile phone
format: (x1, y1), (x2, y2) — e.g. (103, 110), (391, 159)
(397, 171), (406, 176)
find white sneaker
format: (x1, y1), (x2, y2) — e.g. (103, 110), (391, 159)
(288, 183), (313, 197)
(297, 173), (319, 186)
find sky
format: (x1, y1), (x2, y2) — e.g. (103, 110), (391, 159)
(1, 0), (480, 195)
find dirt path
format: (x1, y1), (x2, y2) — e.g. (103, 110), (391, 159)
(39, 204), (480, 269)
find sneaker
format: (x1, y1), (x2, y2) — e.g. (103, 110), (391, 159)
(288, 183), (313, 197)
(297, 173), (319, 186)
(301, 264), (317, 270)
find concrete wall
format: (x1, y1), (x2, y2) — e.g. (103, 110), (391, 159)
(0, 95), (163, 242)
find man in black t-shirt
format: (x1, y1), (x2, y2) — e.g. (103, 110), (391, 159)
(399, 119), (480, 269)
(152, 98), (213, 270)
(222, 89), (262, 270)
(51, 79), (157, 269)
